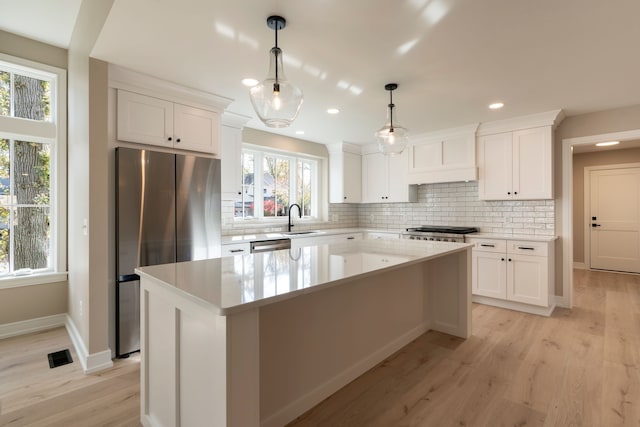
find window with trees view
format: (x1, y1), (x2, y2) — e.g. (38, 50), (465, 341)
(235, 148), (318, 220)
(0, 58), (60, 277)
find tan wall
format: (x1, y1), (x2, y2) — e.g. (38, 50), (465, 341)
(554, 104), (640, 296)
(0, 32), (68, 325)
(67, 0), (114, 355)
(573, 146), (640, 263)
(0, 30), (67, 69)
(0, 282), (67, 324)
(242, 128), (328, 158)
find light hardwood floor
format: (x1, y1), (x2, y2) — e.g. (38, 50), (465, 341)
(1, 269), (639, 426)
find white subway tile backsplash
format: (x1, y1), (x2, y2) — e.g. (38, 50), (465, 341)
(221, 181), (555, 237)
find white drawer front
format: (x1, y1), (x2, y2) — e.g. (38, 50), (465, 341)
(221, 242), (250, 257)
(466, 238), (507, 253)
(507, 240), (548, 257)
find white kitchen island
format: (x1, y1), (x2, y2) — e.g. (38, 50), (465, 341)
(136, 239), (472, 427)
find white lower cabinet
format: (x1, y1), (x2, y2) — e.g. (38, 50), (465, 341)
(467, 237), (555, 315)
(291, 232), (363, 249)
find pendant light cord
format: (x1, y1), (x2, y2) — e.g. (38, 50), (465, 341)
(274, 24), (279, 84)
(389, 90), (394, 132)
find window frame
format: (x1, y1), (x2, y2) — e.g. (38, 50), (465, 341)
(236, 145), (320, 222)
(0, 53), (67, 288)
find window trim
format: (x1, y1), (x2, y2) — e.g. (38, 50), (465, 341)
(236, 144), (321, 222)
(0, 52), (67, 288)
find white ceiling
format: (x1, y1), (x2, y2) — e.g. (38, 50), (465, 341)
(3, 0), (640, 146)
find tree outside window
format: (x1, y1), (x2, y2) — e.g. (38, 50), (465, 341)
(0, 66), (53, 275)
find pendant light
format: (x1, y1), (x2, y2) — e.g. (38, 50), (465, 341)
(249, 15), (303, 128)
(376, 83), (409, 155)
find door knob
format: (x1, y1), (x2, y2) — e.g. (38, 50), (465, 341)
(592, 223), (601, 227)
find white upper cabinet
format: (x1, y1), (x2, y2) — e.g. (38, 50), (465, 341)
(361, 146), (417, 203)
(328, 143), (362, 203)
(117, 90), (220, 154)
(477, 110), (564, 201)
(407, 124), (479, 184)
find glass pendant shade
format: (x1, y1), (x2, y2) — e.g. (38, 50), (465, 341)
(250, 46), (303, 128)
(376, 104), (409, 156)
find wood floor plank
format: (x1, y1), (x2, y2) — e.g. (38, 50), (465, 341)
(2, 268), (640, 426)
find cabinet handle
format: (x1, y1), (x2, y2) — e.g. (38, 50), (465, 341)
(518, 246), (535, 250)
(176, 138), (181, 143)
(167, 137), (172, 141)
(592, 223), (601, 227)
(480, 244), (495, 248)
(347, 236), (355, 240)
(229, 249), (245, 253)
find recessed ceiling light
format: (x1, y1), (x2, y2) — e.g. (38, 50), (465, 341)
(327, 108), (340, 114)
(595, 141), (620, 147)
(295, 130), (305, 135)
(489, 102), (504, 110)
(241, 78), (259, 87)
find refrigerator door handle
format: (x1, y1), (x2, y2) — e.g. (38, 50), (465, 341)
(118, 273), (141, 282)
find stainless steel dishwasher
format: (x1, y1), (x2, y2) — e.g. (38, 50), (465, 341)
(250, 238), (291, 253)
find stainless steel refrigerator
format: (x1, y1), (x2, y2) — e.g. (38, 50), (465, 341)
(115, 147), (221, 357)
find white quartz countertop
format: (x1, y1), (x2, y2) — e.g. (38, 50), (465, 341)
(221, 228), (403, 244)
(465, 233), (558, 242)
(136, 239), (472, 316)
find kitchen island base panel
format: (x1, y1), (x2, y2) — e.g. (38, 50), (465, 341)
(139, 247), (470, 427)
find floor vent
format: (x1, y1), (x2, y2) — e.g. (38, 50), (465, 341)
(47, 349), (73, 368)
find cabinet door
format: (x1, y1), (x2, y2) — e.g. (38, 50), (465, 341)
(477, 132), (512, 200)
(221, 125), (242, 200)
(117, 90), (173, 147)
(387, 150), (413, 202)
(512, 127), (552, 199)
(362, 152), (388, 203)
(343, 152), (362, 203)
(507, 254), (548, 306)
(173, 104), (220, 154)
(472, 251), (507, 299)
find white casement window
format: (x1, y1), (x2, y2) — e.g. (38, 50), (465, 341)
(0, 54), (66, 286)
(235, 147), (319, 220)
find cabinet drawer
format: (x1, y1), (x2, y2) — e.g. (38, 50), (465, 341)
(507, 241), (548, 256)
(466, 238), (506, 253)
(221, 242), (250, 257)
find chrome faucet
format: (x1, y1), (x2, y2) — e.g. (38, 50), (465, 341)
(288, 203), (302, 232)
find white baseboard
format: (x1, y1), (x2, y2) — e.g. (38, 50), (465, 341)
(261, 322), (431, 427)
(65, 314), (113, 374)
(554, 295), (570, 308)
(0, 313), (66, 339)
(573, 262), (587, 270)
(472, 295), (556, 317)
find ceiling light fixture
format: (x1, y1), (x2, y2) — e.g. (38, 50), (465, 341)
(595, 141), (620, 147)
(489, 102), (504, 110)
(242, 78), (259, 87)
(248, 15), (303, 128)
(376, 83), (409, 156)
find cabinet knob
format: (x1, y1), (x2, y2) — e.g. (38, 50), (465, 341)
(508, 258), (512, 262)
(238, 192), (242, 195)
(176, 138), (181, 143)
(507, 192), (511, 195)
(344, 196), (347, 200)
(501, 258), (505, 261)
(514, 191), (518, 195)
(167, 137), (172, 141)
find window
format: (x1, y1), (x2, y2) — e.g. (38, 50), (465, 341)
(0, 55), (65, 281)
(235, 148), (318, 220)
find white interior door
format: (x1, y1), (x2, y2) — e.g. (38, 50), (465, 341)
(589, 167), (640, 273)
